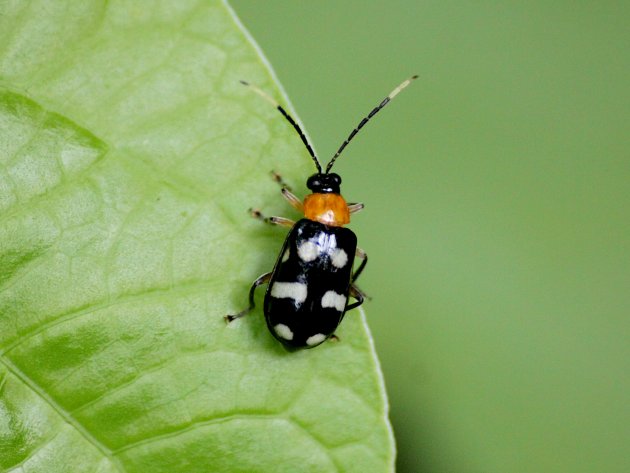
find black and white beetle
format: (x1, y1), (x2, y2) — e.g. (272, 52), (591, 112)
(226, 76), (417, 349)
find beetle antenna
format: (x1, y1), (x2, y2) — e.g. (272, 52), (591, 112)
(240, 80), (322, 173)
(325, 75), (418, 174)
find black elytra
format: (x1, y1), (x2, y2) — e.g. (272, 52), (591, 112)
(227, 76), (417, 349)
(264, 219), (358, 349)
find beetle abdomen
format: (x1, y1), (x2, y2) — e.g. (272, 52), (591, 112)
(264, 219), (357, 348)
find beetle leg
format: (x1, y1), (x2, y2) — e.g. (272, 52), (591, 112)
(271, 170), (304, 212)
(348, 202), (364, 214)
(225, 272), (272, 322)
(249, 208), (295, 228)
(333, 283), (370, 339)
(270, 170), (292, 191)
(352, 247), (368, 283)
(346, 283), (367, 311)
(281, 187), (304, 212)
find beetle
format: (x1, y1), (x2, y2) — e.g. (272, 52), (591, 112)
(226, 75), (417, 349)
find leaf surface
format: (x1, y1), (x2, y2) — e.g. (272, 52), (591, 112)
(0, 1), (393, 472)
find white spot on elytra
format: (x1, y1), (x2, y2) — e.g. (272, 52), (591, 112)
(306, 333), (327, 346)
(321, 290), (347, 312)
(271, 282), (307, 303)
(274, 324), (294, 340)
(330, 248), (348, 268)
(297, 241), (319, 262)
(281, 247), (290, 262)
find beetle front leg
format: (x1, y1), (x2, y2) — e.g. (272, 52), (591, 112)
(249, 208), (295, 228)
(348, 202), (364, 214)
(271, 170), (304, 212)
(225, 272), (272, 322)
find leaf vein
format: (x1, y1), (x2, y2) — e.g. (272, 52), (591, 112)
(0, 356), (127, 473)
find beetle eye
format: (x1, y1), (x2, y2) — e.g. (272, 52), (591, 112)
(329, 173), (342, 185)
(306, 174), (321, 190)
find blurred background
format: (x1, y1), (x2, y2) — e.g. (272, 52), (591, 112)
(230, 1), (629, 472)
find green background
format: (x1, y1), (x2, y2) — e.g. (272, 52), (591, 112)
(230, 1), (629, 472)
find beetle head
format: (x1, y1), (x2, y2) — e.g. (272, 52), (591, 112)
(306, 173), (342, 194)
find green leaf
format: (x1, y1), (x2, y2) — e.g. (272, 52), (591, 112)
(0, 1), (393, 472)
